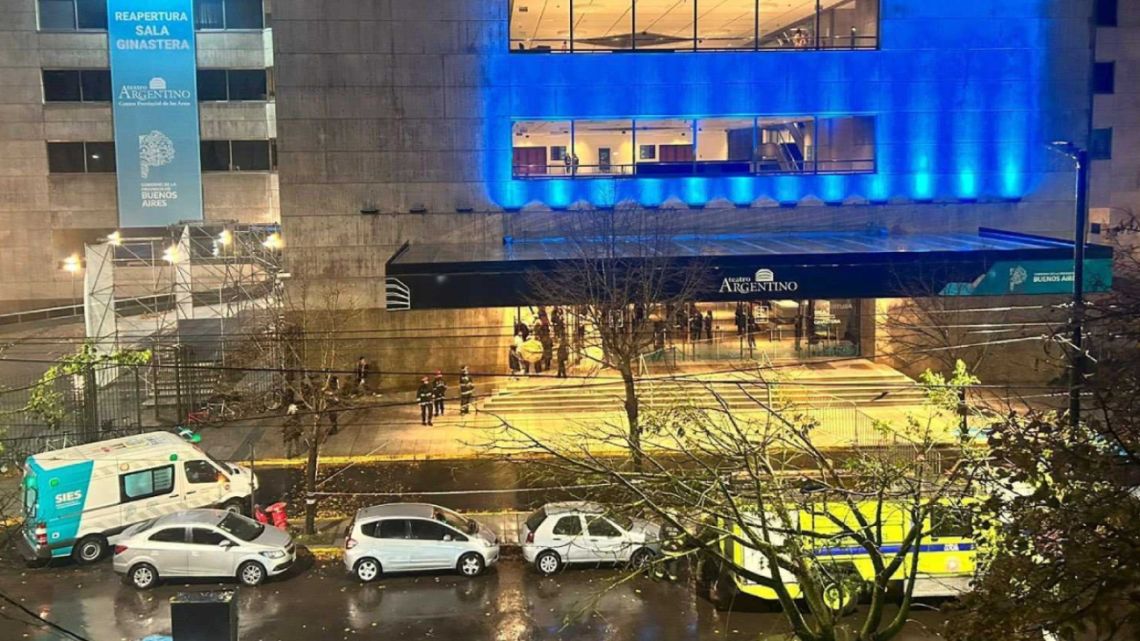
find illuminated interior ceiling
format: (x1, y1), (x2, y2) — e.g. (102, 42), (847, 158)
(510, 0), (842, 48)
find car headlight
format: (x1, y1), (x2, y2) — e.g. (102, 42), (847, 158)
(259, 550), (286, 560)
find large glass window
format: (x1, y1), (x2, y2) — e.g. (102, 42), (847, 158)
(573, 119), (633, 177)
(44, 70), (111, 102)
(509, 0), (878, 52)
(513, 115), (873, 179)
(195, 0), (263, 29)
(633, 119), (694, 177)
(38, 0), (106, 30)
(198, 70), (269, 101)
(815, 115), (875, 173)
(200, 140), (275, 171)
(47, 142), (116, 173)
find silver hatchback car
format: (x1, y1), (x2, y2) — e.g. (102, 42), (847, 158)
(344, 503), (500, 582)
(112, 509), (295, 589)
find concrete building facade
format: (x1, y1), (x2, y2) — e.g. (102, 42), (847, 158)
(1092, 0), (1139, 226)
(0, 0), (279, 312)
(265, 0), (1105, 382)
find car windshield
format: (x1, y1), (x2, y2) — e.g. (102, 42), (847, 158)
(433, 507), (472, 532)
(217, 512), (264, 542)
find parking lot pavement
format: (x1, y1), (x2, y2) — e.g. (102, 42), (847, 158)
(0, 554), (955, 641)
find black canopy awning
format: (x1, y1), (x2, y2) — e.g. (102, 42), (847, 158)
(384, 228), (1113, 310)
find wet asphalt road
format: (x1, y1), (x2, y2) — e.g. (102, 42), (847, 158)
(0, 555), (954, 641)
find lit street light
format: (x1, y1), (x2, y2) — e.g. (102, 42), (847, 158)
(1047, 140), (1090, 429)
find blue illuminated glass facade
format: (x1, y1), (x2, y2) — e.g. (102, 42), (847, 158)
(485, 0), (1048, 210)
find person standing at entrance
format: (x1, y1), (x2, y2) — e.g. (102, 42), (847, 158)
(735, 302), (746, 336)
(354, 356), (372, 396)
(459, 366), (474, 414)
(432, 371), (447, 416)
(704, 310), (714, 341)
(417, 376), (434, 426)
(557, 340), (569, 378)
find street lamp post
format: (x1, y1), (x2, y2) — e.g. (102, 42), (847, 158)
(1049, 141), (1090, 428)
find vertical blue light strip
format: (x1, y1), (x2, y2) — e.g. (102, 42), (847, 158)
(108, 0), (203, 227)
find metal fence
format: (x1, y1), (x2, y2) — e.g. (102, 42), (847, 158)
(0, 364), (148, 467)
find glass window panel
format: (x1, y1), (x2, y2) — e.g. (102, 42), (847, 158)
(39, 0), (76, 30)
(409, 519), (449, 541)
(756, 116), (814, 173)
(634, 119), (693, 177)
(697, 0), (756, 50)
(815, 115), (875, 173)
(510, 0), (570, 52)
(378, 519), (408, 539)
(1093, 62), (1115, 95)
(1095, 0), (1117, 27)
(228, 69), (267, 100)
(513, 121), (570, 177)
(200, 140), (231, 171)
(79, 70), (111, 101)
(635, 0), (695, 50)
(197, 69), (229, 101)
(759, 0), (815, 50)
(85, 142), (116, 172)
(43, 70), (81, 102)
(586, 517), (621, 537)
(185, 460), (220, 484)
(47, 142), (86, 172)
(149, 528), (185, 543)
(696, 117), (755, 175)
(818, 0), (878, 49)
(231, 140), (271, 170)
(573, 119), (633, 177)
(573, 0), (634, 51)
(75, 0), (106, 29)
(552, 516), (582, 536)
(1090, 128), (1113, 161)
(190, 528), (228, 545)
(195, 0), (225, 29)
(225, 0), (264, 29)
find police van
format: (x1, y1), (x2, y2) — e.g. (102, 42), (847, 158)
(18, 431), (257, 565)
(704, 500), (976, 612)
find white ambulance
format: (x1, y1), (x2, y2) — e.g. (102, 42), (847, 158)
(17, 431), (257, 565)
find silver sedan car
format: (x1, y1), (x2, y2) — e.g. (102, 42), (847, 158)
(112, 509), (295, 589)
(344, 503), (500, 582)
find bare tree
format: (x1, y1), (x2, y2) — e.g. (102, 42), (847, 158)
(526, 207), (710, 468)
(488, 371), (981, 641)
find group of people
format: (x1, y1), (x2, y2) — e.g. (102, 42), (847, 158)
(416, 366), (475, 426)
(509, 306), (571, 378)
(279, 356), (379, 457)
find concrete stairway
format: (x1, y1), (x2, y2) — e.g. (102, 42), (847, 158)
(474, 360), (928, 417)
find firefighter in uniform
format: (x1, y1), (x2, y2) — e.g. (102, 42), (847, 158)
(459, 365), (475, 415)
(417, 376), (434, 426)
(432, 371), (447, 416)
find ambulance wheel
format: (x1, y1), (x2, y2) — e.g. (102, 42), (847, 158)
(73, 535), (107, 565)
(821, 572), (862, 616)
(222, 499), (247, 516)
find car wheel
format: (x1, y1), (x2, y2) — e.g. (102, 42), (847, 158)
(535, 550), (562, 576)
(457, 552), (485, 577)
(129, 563), (159, 590)
(355, 558), (382, 583)
(72, 535), (107, 565)
(238, 561), (266, 586)
(629, 548), (655, 571)
(222, 499), (247, 516)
